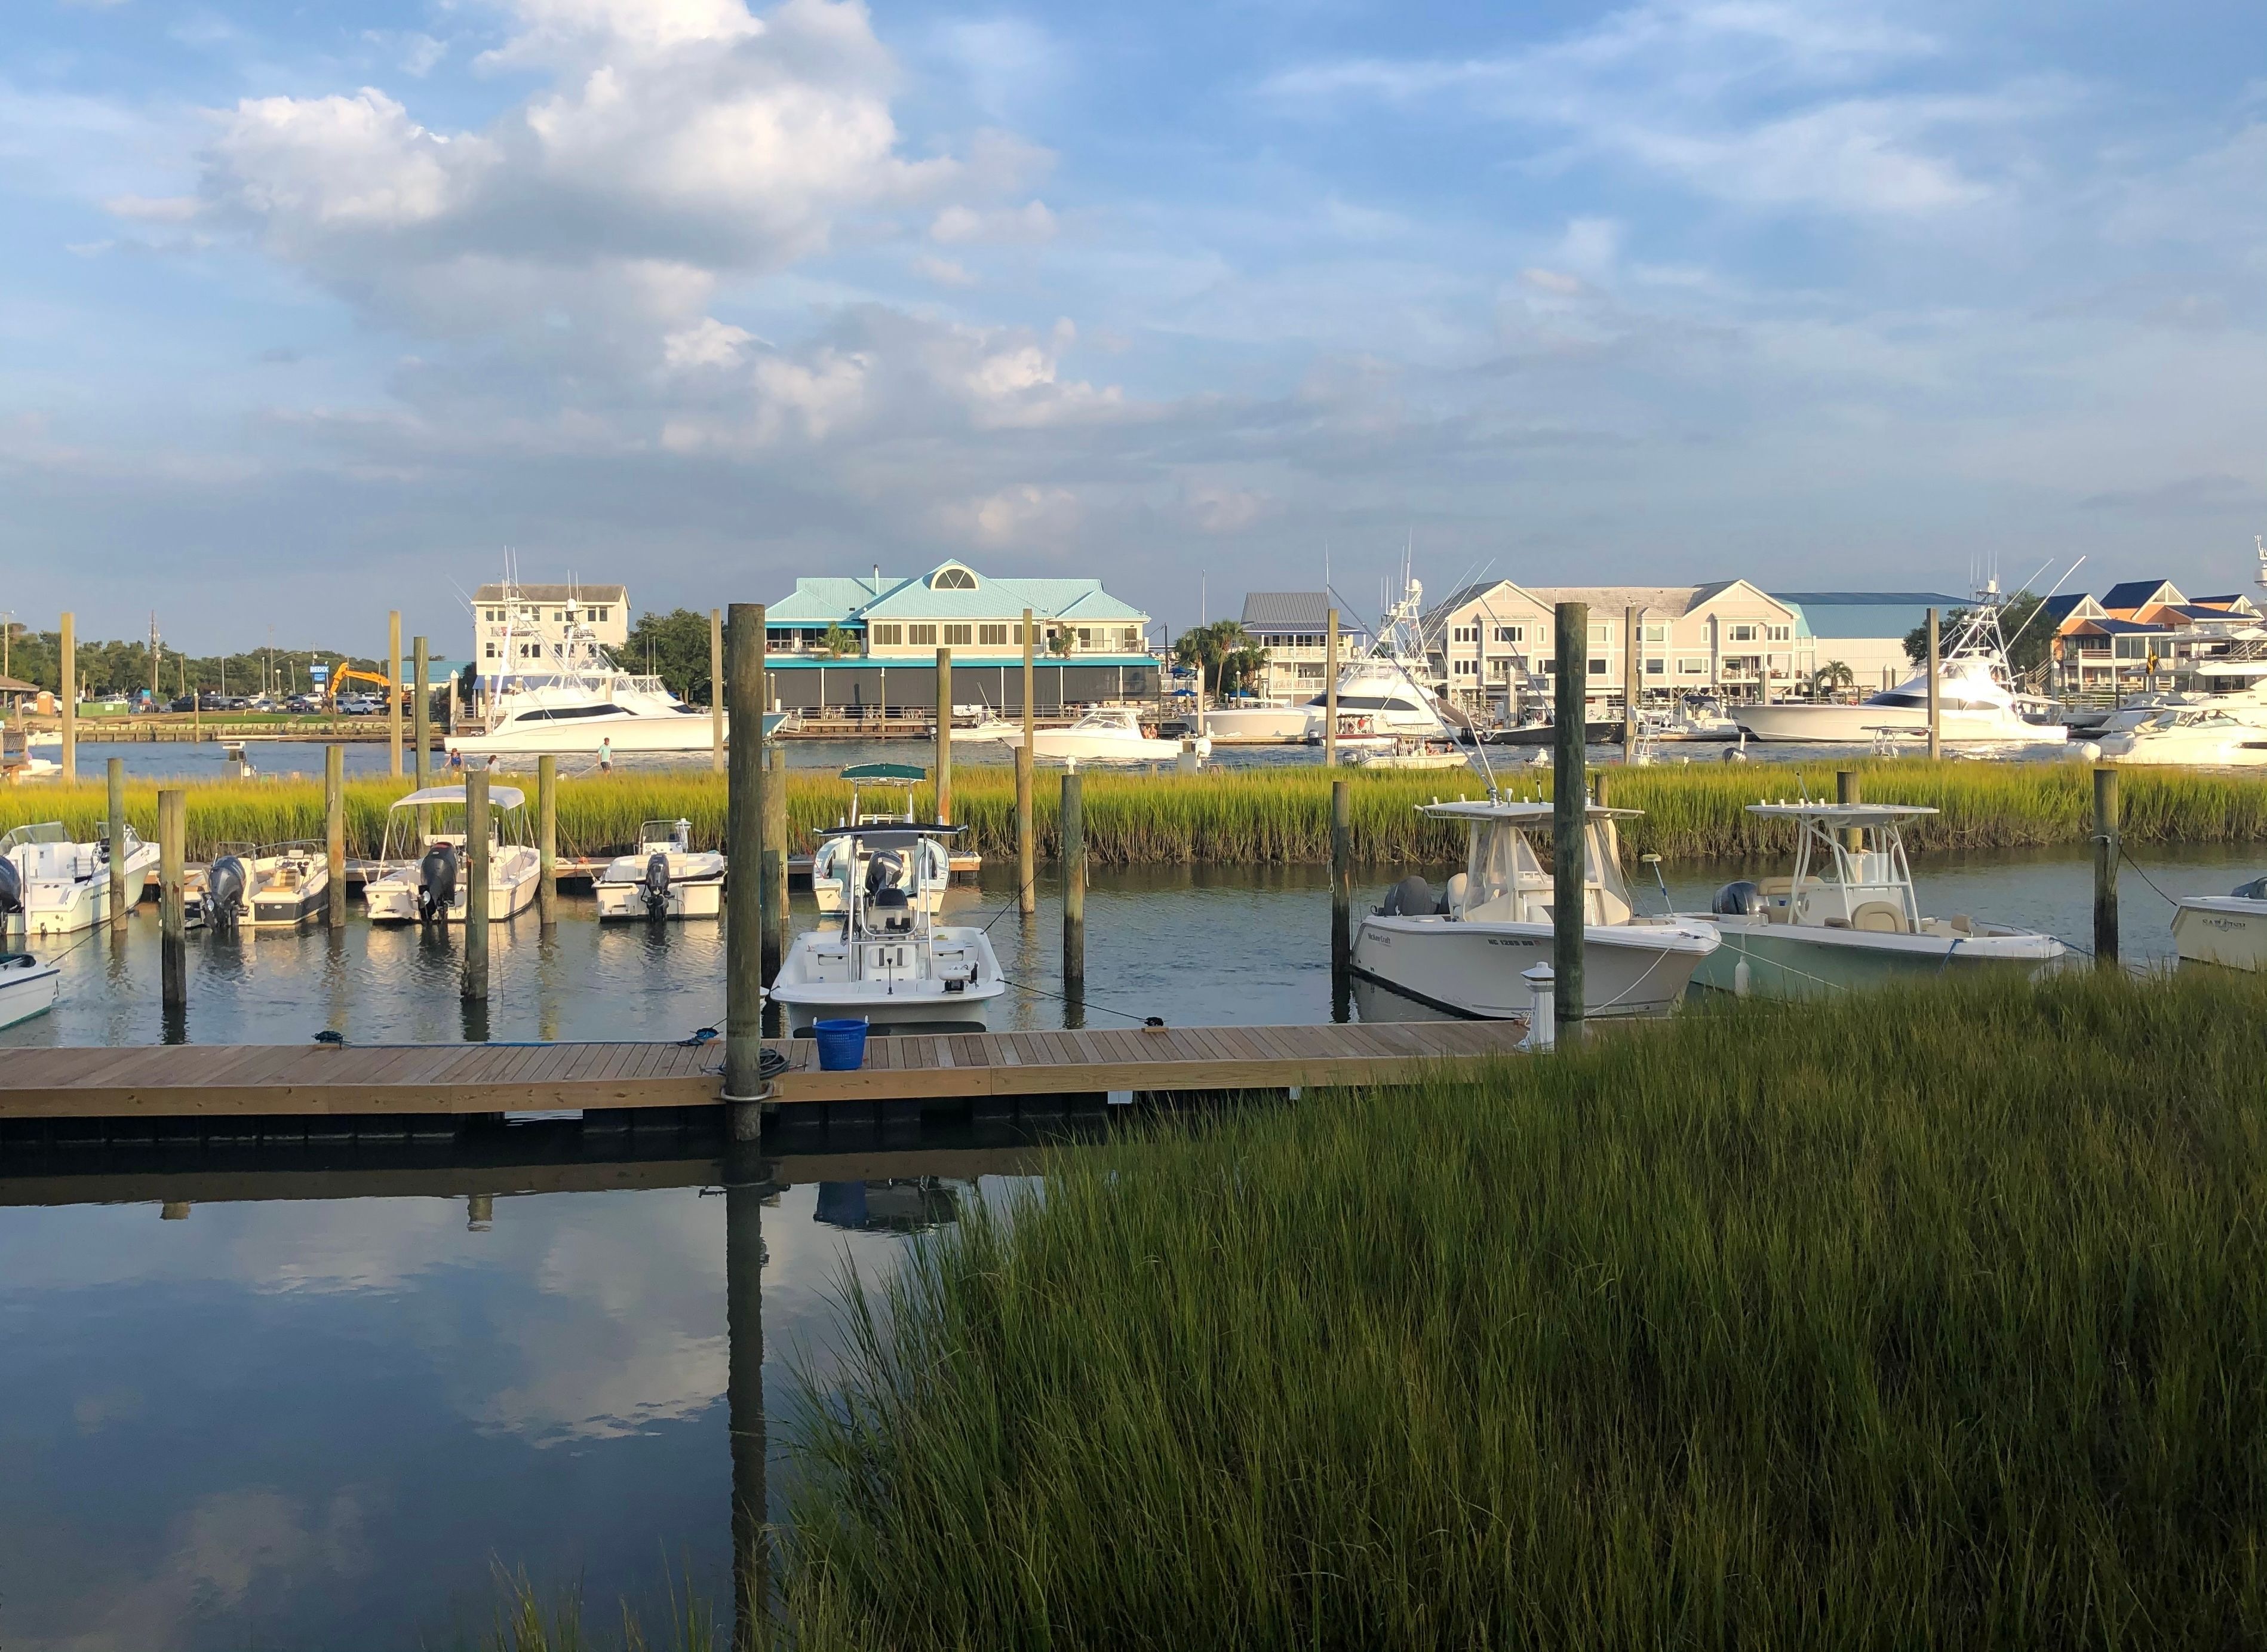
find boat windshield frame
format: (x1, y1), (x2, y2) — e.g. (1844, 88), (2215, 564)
(1747, 803), (1931, 931)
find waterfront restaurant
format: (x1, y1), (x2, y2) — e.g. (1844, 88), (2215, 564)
(762, 561), (1157, 716)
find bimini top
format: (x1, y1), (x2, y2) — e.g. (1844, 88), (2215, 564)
(1416, 800), (1643, 823)
(840, 763), (927, 783)
(388, 785), (528, 811)
(1745, 802), (1939, 823)
(812, 822), (964, 844)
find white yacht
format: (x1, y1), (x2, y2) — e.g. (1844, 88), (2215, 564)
(969, 707), (1209, 764)
(2173, 876), (2267, 971)
(1678, 802), (2066, 997)
(2096, 708), (2267, 766)
(594, 819), (727, 920)
(1201, 698), (1312, 744)
(0, 949), (60, 1028)
(812, 764), (949, 915)
(1352, 800), (1721, 1020)
(770, 824), (1006, 1031)
(0, 821), (158, 936)
(363, 785), (542, 924)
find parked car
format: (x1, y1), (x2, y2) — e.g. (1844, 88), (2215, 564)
(168, 695), (196, 713)
(337, 694), (380, 716)
(285, 693), (324, 714)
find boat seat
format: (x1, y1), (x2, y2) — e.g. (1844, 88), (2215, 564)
(1849, 901), (1908, 935)
(1950, 913), (1973, 934)
(1442, 873), (1469, 918)
(1755, 877), (1796, 896)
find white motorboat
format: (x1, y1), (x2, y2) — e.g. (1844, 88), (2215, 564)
(0, 949), (60, 1028)
(1202, 699), (1311, 743)
(811, 764), (949, 915)
(1, 821), (158, 937)
(770, 824), (1006, 1031)
(969, 707), (1209, 764)
(1298, 579), (1455, 743)
(1347, 739), (1474, 771)
(1353, 801), (1721, 1020)
(206, 840), (331, 929)
(594, 818), (727, 920)
(2172, 876), (2267, 970)
(363, 785), (542, 924)
(2096, 708), (2267, 766)
(1678, 802), (2066, 997)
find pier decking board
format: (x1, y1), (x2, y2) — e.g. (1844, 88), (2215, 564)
(0, 1022), (1529, 1119)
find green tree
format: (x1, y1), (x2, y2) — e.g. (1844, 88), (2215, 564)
(822, 623), (861, 658)
(1810, 660), (1854, 699)
(1172, 620), (1267, 695)
(1904, 593), (2050, 675)
(624, 607), (721, 704)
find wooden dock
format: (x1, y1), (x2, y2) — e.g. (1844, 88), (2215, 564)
(0, 1022), (1527, 1120)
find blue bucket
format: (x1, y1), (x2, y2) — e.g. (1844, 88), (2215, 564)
(813, 1018), (869, 1071)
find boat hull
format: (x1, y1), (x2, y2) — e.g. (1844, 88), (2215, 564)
(447, 713), (721, 757)
(769, 925), (1006, 1030)
(2172, 897), (2267, 971)
(248, 879), (328, 929)
(1684, 918), (2065, 998)
(594, 876), (724, 920)
(0, 955), (61, 1028)
(1733, 704), (2069, 744)
(1202, 707), (1310, 743)
(2097, 727), (2267, 766)
(365, 852), (542, 924)
(1351, 915), (1719, 1019)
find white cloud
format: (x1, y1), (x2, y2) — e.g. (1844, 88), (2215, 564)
(103, 192), (202, 222)
(933, 16), (1067, 123)
(929, 198), (1056, 244)
(1180, 481), (1276, 534)
(911, 253), (975, 286)
(939, 482), (1081, 549)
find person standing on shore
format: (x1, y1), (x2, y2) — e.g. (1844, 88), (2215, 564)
(598, 736), (612, 774)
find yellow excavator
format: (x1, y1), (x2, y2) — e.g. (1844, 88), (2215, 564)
(327, 665), (408, 710)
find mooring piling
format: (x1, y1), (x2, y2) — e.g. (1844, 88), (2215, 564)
(1552, 601), (1587, 1040)
(724, 1168), (769, 1651)
(158, 788), (185, 1036)
(1061, 770), (1085, 1015)
(1324, 606), (1340, 769)
(724, 602), (768, 1131)
(106, 757), (128, 931)
(536, 754), (557, 928)
(387, 610), (404, 777)
(1592, 767), (1611, 809)
(325, 745), (346, 928)
(1622, 603), (1641, 753)
(710, 607), (726, 775)
(2094, 765), (2119, 968)
(1926, 607), (1942, 761)
(763, 743), (788, 984)
(1330, 778), (1352, 1014)
(1838, 768), (1861, 853)
(411, 635), (432, 792)
(1018, 606), (1037, 916)
(59, 611), (76, 784)
(934, 644), (954, 825)
(462, 767), (490, 1006)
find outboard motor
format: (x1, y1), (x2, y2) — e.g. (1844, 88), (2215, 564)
(417, 842), (459, 923)
(0, 855), (20, 916)
(642, 850), (672, 919)
(207, 855), (248, 929)
(865, 849), (907, 898)
(1380, 874), (1437, 918)
(2232, 876), (2267, 901)
(1712, 880), (1764, 917)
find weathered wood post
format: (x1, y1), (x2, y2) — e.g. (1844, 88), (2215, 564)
(763, 744), (789, 984)
(1324, 606), (1340, 767)
(1018, 608), (1036, 916)
(1552, 601), (1587, 1040)
(1623, 603), (1641, 754)
(724, 603), (768, 1133)
(462, 767), (490, 1005)
(1925, 607), (1941, 761)
(536, 754), (558, 927)
(388, 610), (403, 777)
(1837, 769), (1861, 855)
(2094, 766), (2119, 968)
(724, 1165), (769, 1650)
(1592, 767), (1610, 809)
(1330, 778), (1352, 1008)
(412, 636), (432, 791)
(106, 757), (128, 930)
(934, 646), (953, 824)
(1061, 770), (1085, 1011)
(158, 788), (186, 1034)
(59, 610), (76, 784)
(325, 744), (347, 928)
(710, 607), (726, 775)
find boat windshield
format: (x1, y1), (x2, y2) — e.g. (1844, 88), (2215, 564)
(1461, 819), (1632, 925)
(0, 822), (70, 853)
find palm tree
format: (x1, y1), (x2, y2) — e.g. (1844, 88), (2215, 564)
(1174, 620), (1267, 698)
(1810, 660), (1854, 701)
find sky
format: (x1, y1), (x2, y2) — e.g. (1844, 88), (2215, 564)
(2, 0), (2263, 650)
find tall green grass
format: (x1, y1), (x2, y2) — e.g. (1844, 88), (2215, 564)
(775, 969), (2267, 1649)
(7, 759), (2267, 864)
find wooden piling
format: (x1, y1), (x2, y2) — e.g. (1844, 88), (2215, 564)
(710, 607), (726, 775)
(934, 646), (953, 825)
(462, 767), (490, 1005)
(59, 611), (75, 784)
(1061, 771), (1085, 997)
(106, 757), (128, 930)
(1330, 778), (1352, 994)
(2093, 766), (2119, 968)
(1324, 607), (1340, 768)
(1552, 602), (1587, 1037)
(1591, 767), (1610, 809)
(1926, 607), (1941, 761)
(1623, 603), (1640, 753)
(763, 744), (789, 984)
(724, 603), (768, 1126)
(411, 635), (432, 792)
(724, 1172), (769, 1650)
(1018, 609), (1036, 916)
(325, 744), (346, 928)
(1837, 769), (1861, 853)
(388, 610), (403, 777)
(158, 789), (186, 1020)
(536, 754), (557, 927)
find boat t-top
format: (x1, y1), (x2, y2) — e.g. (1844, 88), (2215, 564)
(812, 764), (950, 914)
(770, 822), (1005, 1031)
(1301, 578), (1454, 745)
(1678, 802), (2067, 996)
(594, 818), (727, 920)
(1353, 800), (1721, 1021)
(363, 785), (542, 925)
(0, 820), (158, 937)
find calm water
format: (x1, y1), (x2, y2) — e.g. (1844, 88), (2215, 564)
(2, 848), (2258, 1647)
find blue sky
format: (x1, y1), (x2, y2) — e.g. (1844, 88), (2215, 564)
(3, 0), (2263, 647)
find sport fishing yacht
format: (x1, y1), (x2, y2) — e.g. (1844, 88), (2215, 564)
(1300, 580), (1453, 744)
(594, 819), (727, 920)
(0, 821), (158, 936)
(1200, 698), (1311, 743)
(363, 785), (542, 924)
(770, 824), (1005, 1031)
(810, 764), (950, 915)
(1677, 802), (2066, 996)
(1353, 800), (1721, 1020)
(2172, 876), (2267, 971)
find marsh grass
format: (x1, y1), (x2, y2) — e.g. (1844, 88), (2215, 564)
(775, 969), (2267, 1649)
(7, 759), (2267, 864)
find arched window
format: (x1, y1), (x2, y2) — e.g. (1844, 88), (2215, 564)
(929, 566), (978, 591)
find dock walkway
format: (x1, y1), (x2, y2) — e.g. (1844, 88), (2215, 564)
(0, 1022), (1526, 1120)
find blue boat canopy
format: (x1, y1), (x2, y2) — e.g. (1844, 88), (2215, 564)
(840, 763), (928, 782)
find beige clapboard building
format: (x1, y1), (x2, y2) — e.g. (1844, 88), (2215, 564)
(1422, 580), (1805, 713)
